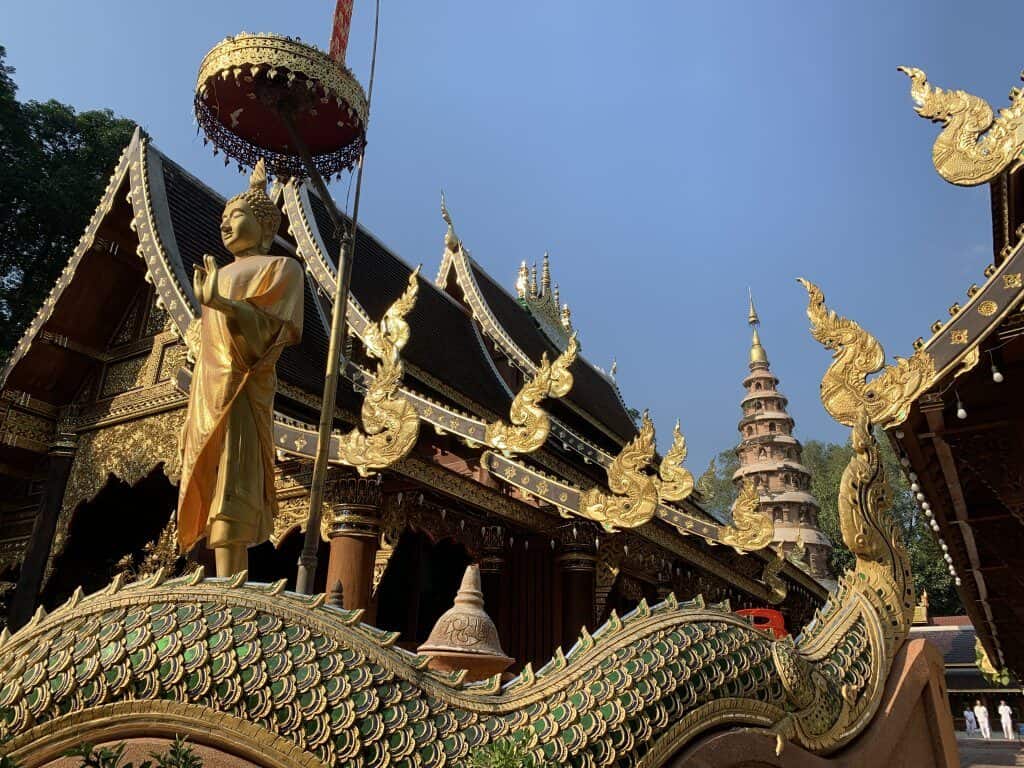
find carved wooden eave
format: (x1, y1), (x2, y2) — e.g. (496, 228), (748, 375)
(888, 154), (1024, 675)
(0, 132), (136, 403)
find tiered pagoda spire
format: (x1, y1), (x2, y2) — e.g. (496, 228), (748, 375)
(733, 292), (834, 583)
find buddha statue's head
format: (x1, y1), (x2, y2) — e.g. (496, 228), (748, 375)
(221, 158), (281, 256)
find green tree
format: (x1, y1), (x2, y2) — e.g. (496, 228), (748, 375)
(697, 448), (740, 521)
(0, 45), (135, 359)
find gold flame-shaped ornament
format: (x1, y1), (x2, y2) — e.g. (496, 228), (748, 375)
(485, 335), (578, 456)
(578, 412), (660, 531)
(719, 480), (773, 551)
(799, 278), (934, 429)
(657, 422), (695, 503)
(899, 66), (1024, 186)
(335, 269), (421, 476)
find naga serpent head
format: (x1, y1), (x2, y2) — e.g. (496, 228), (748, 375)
(897, 66), (930, 110)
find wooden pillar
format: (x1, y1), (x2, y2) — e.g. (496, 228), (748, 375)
(479, 525), (509, 651)
(323, 474), (382, 620)
(9, 434), (76, 629)
(558, 541), (596, 650)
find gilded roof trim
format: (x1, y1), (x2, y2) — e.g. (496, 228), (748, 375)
(0, 130), (137, 390)
(915, 233), (1024, 389)
(129, 136), (197, 338)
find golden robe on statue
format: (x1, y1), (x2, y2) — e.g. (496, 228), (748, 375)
(178, 255), (304, 553)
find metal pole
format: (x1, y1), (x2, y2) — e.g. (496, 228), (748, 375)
(281, 114), (367, 595)
(290, 0), (381, 594)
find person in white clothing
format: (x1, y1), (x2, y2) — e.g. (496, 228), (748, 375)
(998, 700), (1014, 740)
(975, 700), (992, 739)
(964, 707), (978, 736)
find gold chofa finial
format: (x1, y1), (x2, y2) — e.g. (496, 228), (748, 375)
(440, 190), (460, 253)
(516, 261), (529, 299)
(748, 290), (768, 366)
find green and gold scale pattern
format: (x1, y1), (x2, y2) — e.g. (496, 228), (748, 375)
(0, 572), (785, 767)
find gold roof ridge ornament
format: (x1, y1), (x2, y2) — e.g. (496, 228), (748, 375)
(719, 480), (773, 551)
(578, 412), (661, 531)
(516, 252), (575, 347)
(440, 190), (462, 257)
(333, 268), (421, 475)
(899, 65), (1024, 186)
(657, 422), (695, 502)
(798, 278), (934, 428)
(486, 334), (579, 456)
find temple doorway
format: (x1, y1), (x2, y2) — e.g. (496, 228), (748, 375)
(600, 573), (659, 625)
(43, 465), (177, 608)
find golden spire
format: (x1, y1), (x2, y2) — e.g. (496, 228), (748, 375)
(529, 264), (538, 299)
(541, 252), (552, 296)
(748, 289), (768, 365)
(516, 261), (529, 299)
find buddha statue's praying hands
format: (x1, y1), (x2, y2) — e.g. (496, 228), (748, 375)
(177, 159), (304, 578)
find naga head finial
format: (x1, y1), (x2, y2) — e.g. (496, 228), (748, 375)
(440, 189), (460, 253)
(897, 65), (930, 109)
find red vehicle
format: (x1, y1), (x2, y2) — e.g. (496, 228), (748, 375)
(736, 608), (788, 639)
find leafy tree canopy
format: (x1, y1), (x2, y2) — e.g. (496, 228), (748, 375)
(699, 432), (962, 616)
(0, 45), (136, 359)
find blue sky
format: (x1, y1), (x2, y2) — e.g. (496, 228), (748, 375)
(3, 2), (1017, 472)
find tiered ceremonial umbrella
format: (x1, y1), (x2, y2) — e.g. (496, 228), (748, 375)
(194, 1), (376, 592)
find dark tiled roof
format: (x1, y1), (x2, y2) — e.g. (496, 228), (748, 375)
(306, 194), (511, 418)
(910, 625), (976, 665)
(158, 153), (359, 415)
(468, 262), (638, 447)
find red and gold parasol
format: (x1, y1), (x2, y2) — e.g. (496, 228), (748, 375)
(194, 2), (366, 179)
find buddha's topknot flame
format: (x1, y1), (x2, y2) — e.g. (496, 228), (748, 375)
(226, 158), (281, 250)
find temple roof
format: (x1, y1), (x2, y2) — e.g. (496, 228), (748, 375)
(437, 231), (637, 451)
(297, 188), (513, 419)
(0, 130), (833, 605)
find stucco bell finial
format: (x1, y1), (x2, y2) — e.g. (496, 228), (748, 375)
(417, 564), (513, 681)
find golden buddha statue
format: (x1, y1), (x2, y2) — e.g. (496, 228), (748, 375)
(177, 159), (304, 577)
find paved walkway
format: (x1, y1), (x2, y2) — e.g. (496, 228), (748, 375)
(958, 732), (1024, 767)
